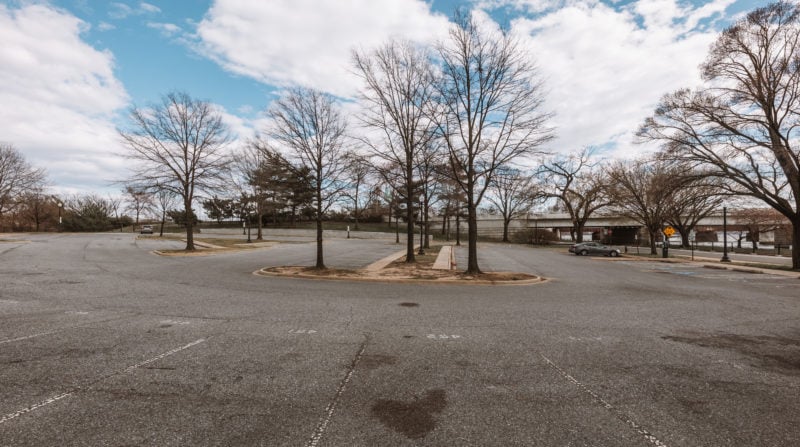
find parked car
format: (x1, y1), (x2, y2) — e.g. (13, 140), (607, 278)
(140, 225), (153, 234)
(569, 241), (620, 257)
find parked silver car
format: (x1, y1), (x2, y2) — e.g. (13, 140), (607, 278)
(568, 241), (620, 257)
(140, 225), (153, 234)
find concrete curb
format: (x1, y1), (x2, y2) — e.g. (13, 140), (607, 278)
(254, 267), (546, 286)
(619, 254), (799, 278)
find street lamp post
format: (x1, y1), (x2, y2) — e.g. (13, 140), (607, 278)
(418, 195), (425, 255)
(721, 206), (731, 263)
(57, 202), (63, 232)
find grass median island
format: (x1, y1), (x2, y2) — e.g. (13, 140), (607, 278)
(258, 243), (543, 285)
(145, 234), (281, 255)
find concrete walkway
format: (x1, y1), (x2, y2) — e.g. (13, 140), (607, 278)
(432, 245), (453, 270)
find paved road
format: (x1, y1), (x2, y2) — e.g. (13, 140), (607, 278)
(1, 233), (799, 446)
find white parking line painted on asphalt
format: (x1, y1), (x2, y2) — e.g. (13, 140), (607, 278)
(0, 329), (63, 345)
(540, 354), (669, 447)
(122, 339), (205, 373)
(159, 319), (190, 325)
(0, 316), (130, 345)
(0, 392), (74, 425)
(0, 338), (206, 425)
(289, 329), (317, 334)
(427, 334), (462, 339)
(306, 337), (368, 447)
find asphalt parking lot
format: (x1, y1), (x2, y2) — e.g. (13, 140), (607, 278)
(1, 232), (799, 446)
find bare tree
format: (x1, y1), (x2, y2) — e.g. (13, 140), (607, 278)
(0, 143), (47, 219)
(353, 39), (437, 263)
(663, 175), (724, 247)
(732, 207), (789, 252)
(432, 12), (554, 274)
(638, 2), (800, 269)
(268, 87), (348, 269)
(539, 148), (612, 242)
(123, 185), (153, 231)
(436, 171), (466, 243)
(232, 141), (269, 240)
(154, 186), (179, 237)
(606, 158), (686, 255)
(417, 141), (447, 249)
(17, 189), (55, 232)
(485, 167), (540, 242)
(120, 91), (231, 250)
(341, 152), (376, 231)
(107, 194), (125, 232)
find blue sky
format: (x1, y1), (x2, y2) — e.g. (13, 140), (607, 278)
(1, 0), (763, 194)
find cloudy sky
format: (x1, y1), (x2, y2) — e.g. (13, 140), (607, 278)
(1, 0), (761, 194)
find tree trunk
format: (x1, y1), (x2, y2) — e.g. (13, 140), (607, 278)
(405, 200), (415, 264)
(575, 221), (585, 243)
(792, 219), (800, 270)
(354, 200), (360, 231)
(466, 202), (481, 274)
(184, 197), (194, 251)
(257, 207), (263, 240)
(648, 229), (657, 255)
(680, 230), (690, 248)
(455, 213), (461, 246)
(159, 210), (165, 237)
(315, 195), (325, 270)
(502, 218), (510, 242)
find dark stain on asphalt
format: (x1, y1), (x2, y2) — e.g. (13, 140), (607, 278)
(371, 389), (447, 439)
(664, 333), (800, 374)
(677, 398), (709, 415)
(399, 302), (419, 307)
(359, 354), (397, 371)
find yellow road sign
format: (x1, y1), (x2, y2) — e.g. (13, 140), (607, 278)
(663, 226), (675, 237)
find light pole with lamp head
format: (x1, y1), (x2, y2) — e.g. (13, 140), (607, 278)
(246, 202), (253, 243)
(57, 201), (63, 232)
(418, 195), (425, 255)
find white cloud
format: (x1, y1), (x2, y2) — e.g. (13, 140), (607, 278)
(139, 2), (161, 14)
(194, 0), (451, 97)
(506, 0), (731, 159)
(146, 21), (181, 37)
(108, 2), (133, 19)
(0, 4), (129, 193)
(97, 21), (115, 31)
(109, 1), (160, 20)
